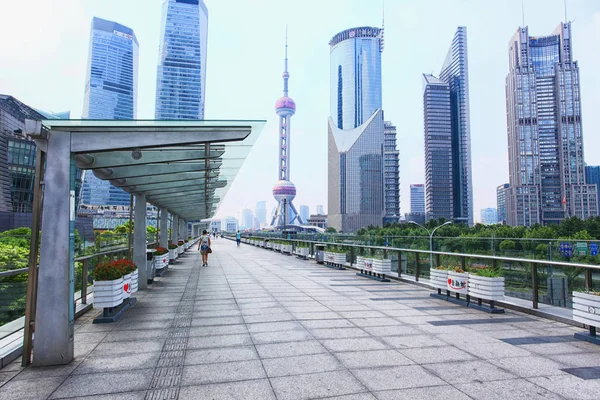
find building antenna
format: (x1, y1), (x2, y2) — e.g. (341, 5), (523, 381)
(521, 0), (525, 27)
(283, 25), (289, 97)
(564, 0), (568, 23)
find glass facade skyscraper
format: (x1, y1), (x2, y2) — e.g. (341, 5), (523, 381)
(410, 184), (425, 214)
(505, 22), (597, 226)
(585, 166), (600, 215)
(496, 183), (510, 224)
(423, 27), (473, 225)
(328, 26), (389, 232)
(423, 74), (453, 221)
(155, 0), (208, 120)
(81, 17), (139, 207)
(384, 121), (400, 224)
(329, 27), (383, 130)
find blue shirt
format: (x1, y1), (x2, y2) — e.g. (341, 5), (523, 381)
(236, 233), (241, 240)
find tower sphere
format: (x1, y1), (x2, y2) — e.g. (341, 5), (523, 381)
(275, 96), (296, 116)
(272, 180), (296, 202)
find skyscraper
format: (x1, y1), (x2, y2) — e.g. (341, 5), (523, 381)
(585, 166), (600, 214)
(384, 121), (400, 224)
(255, 201), (267, 226)
(422, 27), (473, 225)
(423, 74), (453, 221)
(241, 208), (254, 230)
(155, 0), (208, 120)
(328, 26), (385, 232)
(480, 208), (498, 225)
(505, 22), (597, 226)
(299, 205), (310, 223)
(496, 183), (509, 224)
(316, 205), (325, 215)
(81, 17), (138, 207)
(410, 184), (425, 214)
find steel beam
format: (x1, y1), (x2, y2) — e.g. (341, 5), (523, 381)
(138, 181), (225, 196)
(71, 128), (251, 153)
(122, 177), (220, 193)
(111, 171), (219, 188)
(160, 207), (168, 247)
(92, 161), (222, 180)
(75, 149), (225, 169)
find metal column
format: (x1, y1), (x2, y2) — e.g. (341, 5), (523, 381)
(160, 208), (168, 247)
(134, 193), (148, 290)
(33, 130), (74, 366)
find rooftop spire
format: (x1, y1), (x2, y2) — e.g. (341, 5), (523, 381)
(283, 25), (289, 97)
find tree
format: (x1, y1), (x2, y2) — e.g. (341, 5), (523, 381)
(326, 227), (337, 233)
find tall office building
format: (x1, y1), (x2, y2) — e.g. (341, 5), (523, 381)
(81, 17), (138, 207)
(422, 27), (473, 225)
(410, 184), (425, 214)
(496, 183), (509, 224)
(241, 208), (254, 230)
(155, 0), (208, 120)
(384, 121), (400, 224)
(585, 166), (600, 214)
(316, 205), (325, 215)
(255, 201), (267, 226)
(328, 26), (385, 232)
(299, 205), (310, 223)
(505, 22), (597, 226)
(480, 208), (498, 225)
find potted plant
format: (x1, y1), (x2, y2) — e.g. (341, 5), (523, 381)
(93, 261), (125, 309)
(168, 243), (178, 260)
(573, 290), (600, 330)
(447, 266), (468, 294)
(153, 247), (169, 271)
(184, 239), (190, 250)
(326, 246), (346, 265)
(430, 266), (449, 290)
(468, 266), (505, 301)
(356, 255), (364, 268)
(282, 241), (292, 254)
(177, 240), (184, 254)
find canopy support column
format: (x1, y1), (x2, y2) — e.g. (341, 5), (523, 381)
(173, 215), (179, 245)
(134, 193), (148, 290)
(33, 130), (74, 366)
(160, 208), (168, 247)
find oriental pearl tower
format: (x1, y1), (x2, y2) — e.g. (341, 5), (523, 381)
(270, 30), (303, 228)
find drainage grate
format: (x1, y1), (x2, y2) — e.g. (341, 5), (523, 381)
(145, 267), (201, 400)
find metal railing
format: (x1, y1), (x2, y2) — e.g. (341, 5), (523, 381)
(236, 234), (598, 312)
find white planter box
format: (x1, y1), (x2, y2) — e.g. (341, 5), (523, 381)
(130, 269), (138, 294)
(122, 273), (132, 299)
(169, 248), (178, 259)
(362, 258), (373, 271)
(325, 252), (345, 265)
(154, 254), (169, 270)
(372, 259), (391, 275)
(447, 271), (468, 294)
(430, 269), (448, 290)
(282, 244), (292, 254)
(93, 277), (124, 309)
(356, 256), (364, 267)
(573, 292), (600, 328)
(468, 275), (505, 301)
(297, 247), (309, 257)
(178, 245), (184, 254)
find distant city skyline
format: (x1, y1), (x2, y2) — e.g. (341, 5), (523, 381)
(4, 1), (600, 224)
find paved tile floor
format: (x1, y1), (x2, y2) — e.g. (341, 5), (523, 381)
(1, 239), (600, 399)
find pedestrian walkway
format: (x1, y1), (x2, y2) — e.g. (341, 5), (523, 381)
(1, 240), (600, 399)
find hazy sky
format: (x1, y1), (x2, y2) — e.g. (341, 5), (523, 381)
(2, 0), (600, 223)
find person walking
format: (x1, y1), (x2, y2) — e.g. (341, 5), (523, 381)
(198, 229), (212, 266)
(236, 231), (241, 247)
